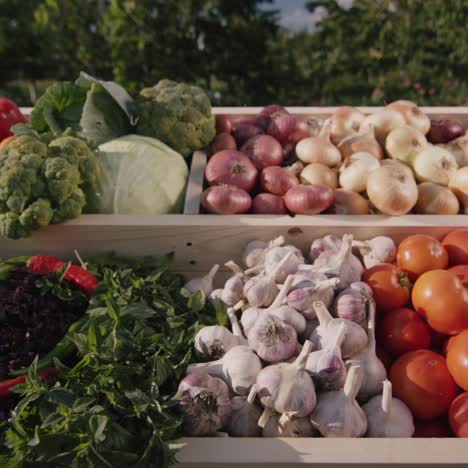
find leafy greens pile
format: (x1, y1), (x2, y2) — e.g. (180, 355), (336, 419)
(4, 254), (220, 468)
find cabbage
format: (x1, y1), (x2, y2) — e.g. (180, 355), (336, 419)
(95, 135), (188, 214)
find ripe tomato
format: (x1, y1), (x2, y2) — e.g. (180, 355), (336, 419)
(379, 307), (431, 356)
(390, 350), (458, 420)
(442, 229), (468, 266)
(447, 330), (468, 391)
(397, 235), (448, 281)
(449, 264), (468, 287)
(363, 264), (411, 312)
(413, 418), (452, 437)
(449, 393), (468, 437)
(412, 270), (468, 335)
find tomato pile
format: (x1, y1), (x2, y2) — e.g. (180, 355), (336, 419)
(363, 228), (468, 437)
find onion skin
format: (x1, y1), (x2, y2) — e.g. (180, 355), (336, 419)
(427, 120), (465, 144)
(387, 100), (431, 135)
(267, 111), (298, 145)
(205, 150), (258, 192)
(241, 135), (284, 170)
(329, 189), (370, 214)
(360, 110), (406, 144)
(380, 159), (415, 178)
(438, 135), (468, 168)
(385, 125), (427, 165)
(300, 163), (337, 189)
(256, 114), (272, 132)
(284, 185), (334, 214)
(216, 115), (233, 134)
(201, 186), (252, 214)
(412, 146), (458, 187)
(260, 166), (300, 196)
(289, 117), (311, 144)
(260, 104), (287, 116)
(367, 165), (418, 215)
(449, 167), (468, 214)
(252, 193), (287, 214)
(232, 123), (263, 146)
(330, 106), (366, 144)
(415, 182), (460, 215)
(338, 127), (384, 161)
(210, 132), (237, 154)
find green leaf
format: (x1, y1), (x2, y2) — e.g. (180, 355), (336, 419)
(187, 290), (205, 314)
(45, 387), (75, 407)
(89, 415), (108, 443)
(214, 299), (228, 326)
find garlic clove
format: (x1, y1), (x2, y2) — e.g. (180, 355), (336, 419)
(184, 264), (220, 297)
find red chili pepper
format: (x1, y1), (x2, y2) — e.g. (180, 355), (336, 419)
(0, 368), (60, 399)
(28, 254), (98, 297)
(0, 98), (27, 141)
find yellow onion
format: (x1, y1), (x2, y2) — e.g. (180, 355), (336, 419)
(415, 183), (460, 215)
(387, 100), (431, 135)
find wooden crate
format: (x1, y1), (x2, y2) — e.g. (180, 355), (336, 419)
(10, 107), (468, 467)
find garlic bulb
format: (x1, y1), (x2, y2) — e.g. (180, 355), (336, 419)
(385, 125), (427, 165)
(352, 236), (397, 269)
(333, 286), (368, 326)
(449, 166), (468, 214)
(310, 364), (367, 437)
(263, 245), (305, 283)
(242, 236), (285, 269)
(184, 264), (219, 297)
(387, 100), (431, 135)
(257, 340), (316, 426)
(221, 273), (245, 306)
(337, 125), (384, 160)
(360, 110), (406, 144)
(262, 411), (318, 437)
(412, 146), (458, 186)
(226, 384), (263, 437)
(178, 372), (232, 436)
(209, 288), (224, 303)
(309, 235), (342, 262)
(329, 107), (366, 144)
(296, 122), (342, 167)
(339, 151), (380, 193)
(310, 301), (368, 359)
(303, 317), (320, 338)
(346, 298), (387, 402)
(187, 345), (262, 395)
(194, 325), (243, 360)
(306, 322), (347, 390)
(415, 182), (460, 215)
(363, 380), (414, 437)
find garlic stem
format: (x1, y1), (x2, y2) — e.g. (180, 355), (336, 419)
(333, 322), (346, 348)
(270, 235), (286, 247)
(279, 412), (294, 426)
(187, 361), (223, 373)
(382, 380), (392, 416)
(344, 365), (363, 400)
(294, 339), (312, 371)
(247, 384), (258, 405)
(245, 264), (264, 275)
(227, 301), (246, 341)
(225, 260), (244, 274)
(367, 298), (377, 352)
(258, 407), (273, 428)
(269, 274), (294, 310)
(313, 301), (333, 325)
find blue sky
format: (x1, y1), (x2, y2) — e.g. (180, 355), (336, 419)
(262, 0), (353, 32)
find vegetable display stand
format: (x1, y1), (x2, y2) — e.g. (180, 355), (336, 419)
(10, 107), (468, 468)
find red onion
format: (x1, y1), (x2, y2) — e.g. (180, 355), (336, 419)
(255, 114), (272, 131)
(252, 193), (287, 214)
(260, 104), (288, 116)
(210, 132), (237, 154)
(288, 117), (311, 144)
(241, 135), (284, 170)
(233, 123), (263, 146)
(267, 112), (298, 145)
(216, 115), (233, 134)
(260, 166), (300, 196)
(205, 150), (258, 192)
(201, 186), (252, 214)
(284, 185), (334, 214)
(427, 120), (465, 144)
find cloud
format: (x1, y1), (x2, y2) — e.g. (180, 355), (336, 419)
(279, 6), (327, 32)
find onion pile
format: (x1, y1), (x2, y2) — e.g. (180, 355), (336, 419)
(201, 102), (467, 216)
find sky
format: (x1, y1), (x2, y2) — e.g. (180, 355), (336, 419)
(263, 0), (353, 32)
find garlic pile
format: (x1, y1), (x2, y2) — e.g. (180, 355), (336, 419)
(179, 234), (403, 438)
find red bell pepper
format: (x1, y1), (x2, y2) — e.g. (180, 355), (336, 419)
(0, 368), (60, 399)
(0, 98), (27, 141)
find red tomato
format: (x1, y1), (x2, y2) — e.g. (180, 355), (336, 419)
(449, 393), (468, 437)
(363, 264), (411, 312)
(449, 265), (468, 287)
(443, 229), (468, 266)
(413, 418), (452, 437)
(412, 270), (468, 335)
(397, 235), (448, 281)
(447, 330), (468, 391)
(379, 307), (431, 356)
(430, 328), (449, 354)
(390, 350), (458, 420)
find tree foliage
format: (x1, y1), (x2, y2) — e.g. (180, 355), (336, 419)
(1, 0), (467, 106)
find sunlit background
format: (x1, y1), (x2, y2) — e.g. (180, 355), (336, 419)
(1, 0), (466, 106)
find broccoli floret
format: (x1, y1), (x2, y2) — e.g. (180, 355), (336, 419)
(0, 134), (48, 158)
(0, 134), (97, 239)
(136, 79), (216, 158)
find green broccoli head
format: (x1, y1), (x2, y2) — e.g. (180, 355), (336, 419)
(48, 136), (101, 186)
(52, 188), (86, 224)
(136, 79), (216, 158)
(43, 157), (80, 204)
(0, 135), (48, 158)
